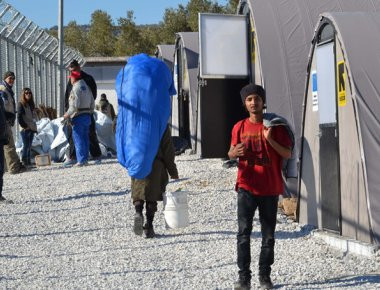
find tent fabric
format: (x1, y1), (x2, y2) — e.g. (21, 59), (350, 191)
(156, 45), (175, 71)
(319, 12), (380, 244)
(175, 32), (199, 151)
(115, 53), (176, 179)
(242, 0), (380, 157)
(16, 112), (115, 162)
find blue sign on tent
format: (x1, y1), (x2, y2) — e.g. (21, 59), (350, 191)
(312, 71), (318, 111)
(312, 71), (317, 92)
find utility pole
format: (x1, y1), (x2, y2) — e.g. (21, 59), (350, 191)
(57, 0), (64, 116)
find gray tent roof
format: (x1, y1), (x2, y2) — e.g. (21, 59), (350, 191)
(243, 0), (380, 153)
(156, 44), (175, 71)
(318, 11), (380, 244)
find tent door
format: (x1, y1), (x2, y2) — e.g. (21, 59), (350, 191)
(175, 46), (190, 144)
(316, 42), (341, 233)
(178, 88), (190, 145)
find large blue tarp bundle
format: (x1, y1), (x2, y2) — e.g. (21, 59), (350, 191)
(115, 53), (176, 178)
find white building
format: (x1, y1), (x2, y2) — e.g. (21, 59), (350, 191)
(83, 57), (127, 114)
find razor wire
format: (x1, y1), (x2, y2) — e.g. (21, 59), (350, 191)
(0, 0), (84, 113)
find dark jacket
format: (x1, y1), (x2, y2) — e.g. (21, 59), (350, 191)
(0, 97), (9, 143)
(64, 70), (97, 111)
(17, 102), (37, 132)
(131, 127), (179, 202)
(262, 113), (297, 178)
(0, 81), (16, 126)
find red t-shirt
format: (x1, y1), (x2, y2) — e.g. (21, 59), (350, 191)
(230, 118), (292, 196)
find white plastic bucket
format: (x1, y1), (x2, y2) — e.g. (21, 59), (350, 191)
(163, 191), (189, 229)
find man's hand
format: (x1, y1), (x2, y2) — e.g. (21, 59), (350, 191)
(263, 127), (273, 141)
(228, 143), (246, 159)
(63, 113), (69, 120)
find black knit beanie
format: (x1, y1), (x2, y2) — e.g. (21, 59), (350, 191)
(3, 71), (15, 80)
(240, 83), (266, 104)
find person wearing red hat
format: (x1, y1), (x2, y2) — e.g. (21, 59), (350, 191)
(64, 60), (101, 166)
(229, 84), (292, 290)
(63, 70), (95, 166)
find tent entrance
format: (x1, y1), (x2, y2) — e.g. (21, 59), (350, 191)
(197, 13), (250, 158)
(178, 88), (190, 144)
(175, 45), (191, 145)
(199, 78), (248, 158)
(316, 40), (341, 233)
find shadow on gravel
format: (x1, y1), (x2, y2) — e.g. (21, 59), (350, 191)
(33, 158), (121, 172)
(0, 225), (126, 239)
(155, 225), (312, 240)
(157, 230), (237, 239)
(16, 190), (128, 205)
(278, 274), (380, 288)
(52, 190), (128, 202)
(0, 200), (126, 217)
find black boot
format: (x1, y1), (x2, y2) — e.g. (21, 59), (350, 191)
(259, 275), (273, 289)
(0, 195), (14, 204)
(133, 200), (144, 236)
(143, 212), (155, 238)
(144, 202), (157, 238)
(21, 158), (29, 168)
(233, 279), (251, 290)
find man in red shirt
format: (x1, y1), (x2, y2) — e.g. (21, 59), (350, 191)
(229, 84), (292, 290)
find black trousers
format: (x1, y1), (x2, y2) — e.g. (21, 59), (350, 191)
(237, 188), (278, 282)
(67, 114), (101, 159)
(0, 142), (4, 196)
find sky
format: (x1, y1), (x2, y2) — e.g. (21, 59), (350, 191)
(5, 0), (228, 29)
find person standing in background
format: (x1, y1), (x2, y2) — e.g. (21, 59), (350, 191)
(96, 93), (116, 120)
(64, 60), (102, 166)
(17, 88), (38, 168)
(0, 92), (12, 203)
(63, 70), (95, 167)
(0, 71), (26, 174)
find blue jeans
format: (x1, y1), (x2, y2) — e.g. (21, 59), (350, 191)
(72, 114), (91, 164)
(237, 188), (278, 282)
(20, 129), (35, 161)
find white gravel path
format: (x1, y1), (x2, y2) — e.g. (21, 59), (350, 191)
(0, 155), (379, 289)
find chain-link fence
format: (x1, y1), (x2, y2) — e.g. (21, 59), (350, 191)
(0, 0), (84, 114)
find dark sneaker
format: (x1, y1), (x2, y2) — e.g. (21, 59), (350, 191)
(259, 275), (273, 289)
(143, 224), (155, 239)
(9, 165), (27, 174)
(234, 279), (251, 290)
(63, 159), (77, 167)
(94, 158), (102, 165)
(133, 213), (144, 236)
(0, 196), (14, 204)
(74, 161), (88, 167)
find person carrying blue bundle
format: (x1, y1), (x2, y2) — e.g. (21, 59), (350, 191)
(116, 53), (179, 238)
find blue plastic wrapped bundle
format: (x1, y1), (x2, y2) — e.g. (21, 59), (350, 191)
(115, 53), (176, 178)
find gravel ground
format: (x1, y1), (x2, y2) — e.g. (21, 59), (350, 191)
(0, 155), (379, 289)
